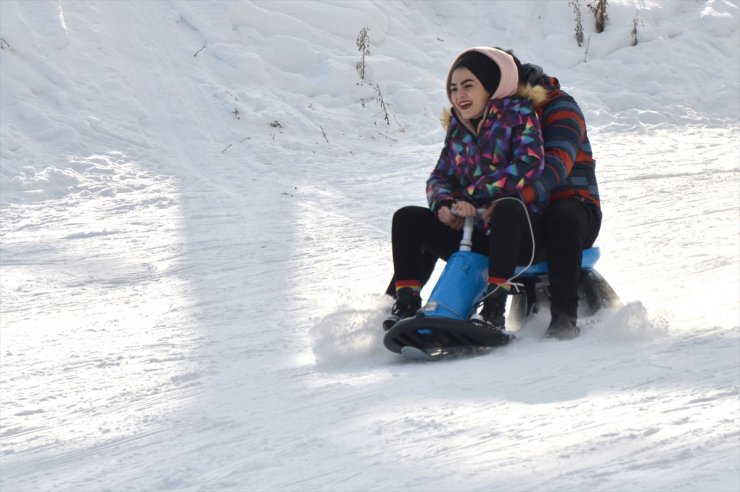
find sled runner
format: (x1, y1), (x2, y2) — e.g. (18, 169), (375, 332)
(384, 211), (619, 361)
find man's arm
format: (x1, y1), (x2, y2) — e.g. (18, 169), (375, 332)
(519, 92), (587, 206)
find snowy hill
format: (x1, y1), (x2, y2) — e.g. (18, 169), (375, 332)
(1, 1), (739, 490)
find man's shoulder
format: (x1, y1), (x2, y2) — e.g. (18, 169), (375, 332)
(542, 84), (581, 113)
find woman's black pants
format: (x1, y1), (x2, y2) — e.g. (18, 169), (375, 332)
(389, 200), (545, 292)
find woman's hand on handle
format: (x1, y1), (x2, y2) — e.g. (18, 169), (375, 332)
(451, 201), (477, 217)
(437, 205), (464, 230)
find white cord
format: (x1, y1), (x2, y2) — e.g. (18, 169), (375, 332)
(476, 196), (536, 306)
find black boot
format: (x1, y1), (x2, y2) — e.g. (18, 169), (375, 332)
(383, 288), (422, 331)
(474, 286), (508, 330)
(545, 311), (580, 340)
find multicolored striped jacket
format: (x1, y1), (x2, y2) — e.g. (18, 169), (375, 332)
(517, 65), (601, 214)
(426, 96), (545, 221)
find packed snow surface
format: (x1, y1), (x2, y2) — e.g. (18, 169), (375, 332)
(1, 1), (739, 491)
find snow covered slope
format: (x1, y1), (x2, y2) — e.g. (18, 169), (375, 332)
(1, 1), (738, 490)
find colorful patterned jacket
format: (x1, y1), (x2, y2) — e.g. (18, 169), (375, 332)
(517, 64), (601, 214)
(427, 95), (545, 222)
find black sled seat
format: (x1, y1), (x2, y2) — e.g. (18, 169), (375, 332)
(508, 246), (620, 327)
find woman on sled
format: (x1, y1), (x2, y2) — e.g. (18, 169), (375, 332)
(385, 46), (550, 334)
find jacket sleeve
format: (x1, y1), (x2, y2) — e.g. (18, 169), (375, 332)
(426, 140), (459, 213)
(519, 93), (586, 207)
(462, 101), (544, 205)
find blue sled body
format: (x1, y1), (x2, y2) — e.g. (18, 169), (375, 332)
(424, 247), (602, 322)
(423, 251), (489, 321)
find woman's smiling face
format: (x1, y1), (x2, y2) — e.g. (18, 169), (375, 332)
(449, 67), (490, 120)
